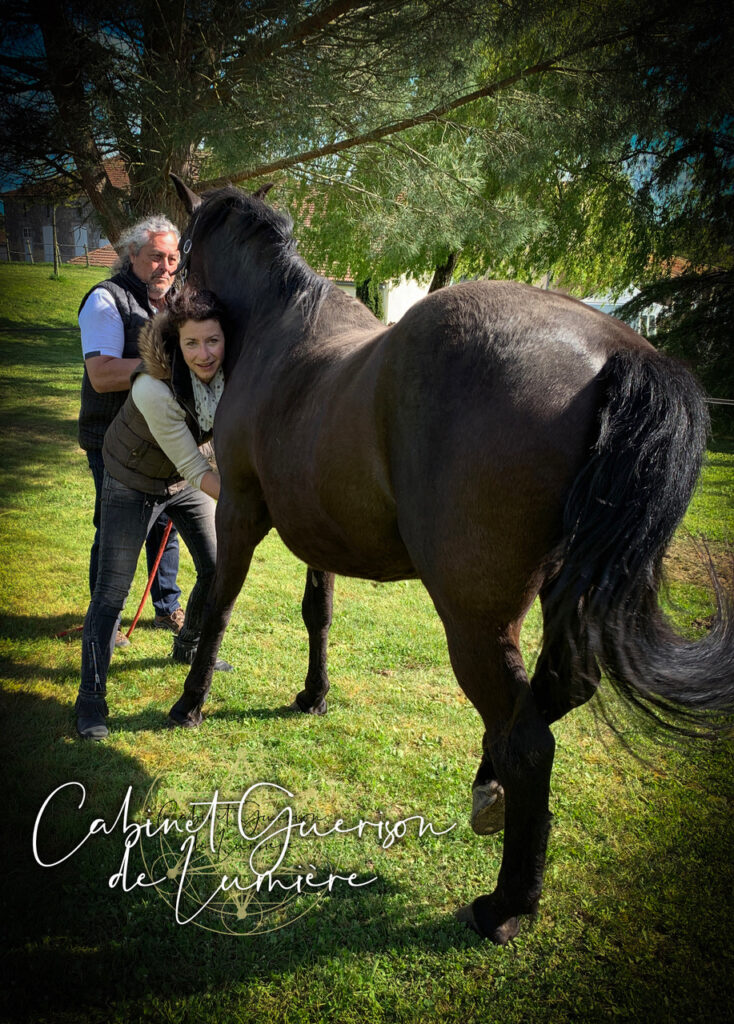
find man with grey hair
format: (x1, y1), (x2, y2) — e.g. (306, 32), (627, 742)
(78, 215), (184, 643)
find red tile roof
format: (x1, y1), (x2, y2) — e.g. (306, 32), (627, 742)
(2, 158), (130, 200)
(67, 244), (118, 268)
(101, 157), (130, 190)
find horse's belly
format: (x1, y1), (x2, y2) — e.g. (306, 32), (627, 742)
(270, 503), (417, 582)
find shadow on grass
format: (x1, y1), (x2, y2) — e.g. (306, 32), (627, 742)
(0, 390), (83, 507)
(1, 686), (733, 1023)
(1, 613), (89, 642)
(108, 703), (300, 735)
(706, 434), (734, 456)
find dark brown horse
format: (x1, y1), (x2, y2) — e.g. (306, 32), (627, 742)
(168, 174), (733, 944)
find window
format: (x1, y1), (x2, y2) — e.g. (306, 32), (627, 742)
(634, 312), (657, 337)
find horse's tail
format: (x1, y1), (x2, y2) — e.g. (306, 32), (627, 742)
(536, 348), (733, 735)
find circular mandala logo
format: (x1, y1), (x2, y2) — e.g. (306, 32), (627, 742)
(139, 773), (334, 936)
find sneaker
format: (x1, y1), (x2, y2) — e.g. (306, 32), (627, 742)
(154, 608), (186, 634)
(115, 630), (130, 649)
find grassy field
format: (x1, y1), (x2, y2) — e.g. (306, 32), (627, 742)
(1, 263), (733, 1024)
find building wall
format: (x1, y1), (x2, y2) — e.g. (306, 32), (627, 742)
(382, 275), (430, 324)
(3, 199), (106, 263)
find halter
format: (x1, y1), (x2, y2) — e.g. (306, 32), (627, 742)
(176, 236), (193, 283)
(175, 208), (200, 282)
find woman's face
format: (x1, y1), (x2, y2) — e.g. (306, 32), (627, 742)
(178, 318), (225, 383)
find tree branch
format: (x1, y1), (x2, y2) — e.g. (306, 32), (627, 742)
(0, 53), (46, 78)
(197, 25), (639, 190)
(225, 0), (376, 71)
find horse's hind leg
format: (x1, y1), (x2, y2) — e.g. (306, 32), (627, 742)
(291, 569), (334, 715)
(443, 619), (555, 944)
(169, 487), (270, 727)
(471, 586), (602, 835)
(531, 584), (601, 725)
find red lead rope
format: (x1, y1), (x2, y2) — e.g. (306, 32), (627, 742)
(56, 518), (175, 640)
(125, 518), (174, 638)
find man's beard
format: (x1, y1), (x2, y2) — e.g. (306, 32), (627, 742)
(148, 277), (171, 297)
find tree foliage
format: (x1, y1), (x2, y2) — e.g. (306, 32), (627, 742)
(613, 8), (734, 399)
(1, 0), (531, 238)
(0, 0), (676, 249)
(1, 1), (732, 395)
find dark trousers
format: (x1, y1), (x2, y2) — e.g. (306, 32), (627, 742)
(86, 449), (181, 616)
(79, 471), (217, 698)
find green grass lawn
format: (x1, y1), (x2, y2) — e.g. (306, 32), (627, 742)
(1, 264), (733, 1024)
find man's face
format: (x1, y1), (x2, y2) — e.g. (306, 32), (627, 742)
(129, 231), (180, 300)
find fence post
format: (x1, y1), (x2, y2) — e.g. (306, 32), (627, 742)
(51, 204), (59, 277)
(84, 244), (89, 267)
(26, 239), (34, 264)
(4, 240), (9, 263)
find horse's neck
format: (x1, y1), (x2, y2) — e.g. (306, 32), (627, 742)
(208, 241), (378, 351)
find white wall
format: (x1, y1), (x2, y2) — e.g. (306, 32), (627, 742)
(382, 275), (430, 324)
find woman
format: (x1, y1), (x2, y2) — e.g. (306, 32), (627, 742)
(76, 287), (231, 740)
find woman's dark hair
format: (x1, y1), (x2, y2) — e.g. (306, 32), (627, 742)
(165, 287), (227, 331)
(160, 287), (228, 359)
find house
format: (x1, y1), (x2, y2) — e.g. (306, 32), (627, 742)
(581, 288), (660, 336)
(1, 160), (128, 264)
(67, 245), (119, 269)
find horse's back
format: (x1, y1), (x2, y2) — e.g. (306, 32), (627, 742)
(387, 279), (649, 370)
(381, 279), (652, 432)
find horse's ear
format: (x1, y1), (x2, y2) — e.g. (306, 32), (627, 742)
(252, 182), (275, 201)
(170, 173), (202, 214)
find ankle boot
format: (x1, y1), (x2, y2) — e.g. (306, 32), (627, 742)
(75, 693), (109, 740)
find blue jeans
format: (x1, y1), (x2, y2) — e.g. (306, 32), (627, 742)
(79, 471), (217, 698)
(86, 449), (181, 616)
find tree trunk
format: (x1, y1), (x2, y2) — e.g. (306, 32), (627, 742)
(51, 204), (58, 277)
(428, 252), (458, 292)
(31, 2), (128, 243)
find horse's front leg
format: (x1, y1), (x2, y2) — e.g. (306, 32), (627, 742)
(291, 569), (334, 715)
(168, 488), (271, 728)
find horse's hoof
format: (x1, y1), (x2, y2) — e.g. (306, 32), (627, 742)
(455, 902), (483, 936)
(455, 900), (521, 945)
(290, 694), (328, 715)
(471, 780), (505, 835)
(167, 710), (203, 729)
(168, 696), (204, 729)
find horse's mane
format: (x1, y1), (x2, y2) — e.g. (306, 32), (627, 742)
(193, 186), (332, 327)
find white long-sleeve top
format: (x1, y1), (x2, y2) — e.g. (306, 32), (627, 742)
(131, 373), (213, 490)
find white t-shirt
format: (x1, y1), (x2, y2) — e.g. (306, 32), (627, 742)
(79, 289), (126, 359)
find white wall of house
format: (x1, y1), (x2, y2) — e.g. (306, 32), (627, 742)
(73, 225), (88, 258)
(42, 225), (54, 262)
(382, 275), (430, 324)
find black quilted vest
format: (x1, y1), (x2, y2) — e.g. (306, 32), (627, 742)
(77, 269), (153, 451)
(102, 350), (213, 496)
